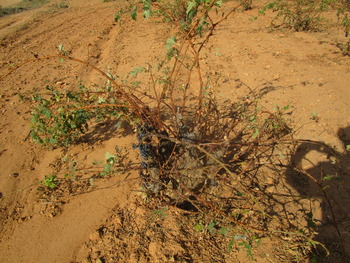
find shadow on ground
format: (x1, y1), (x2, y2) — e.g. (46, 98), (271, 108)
(287, 126), (350, 262)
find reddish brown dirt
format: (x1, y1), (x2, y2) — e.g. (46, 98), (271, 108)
(0, 0), (350, 262)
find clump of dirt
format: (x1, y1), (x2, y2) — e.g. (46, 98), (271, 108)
(73, 201), (253, 262)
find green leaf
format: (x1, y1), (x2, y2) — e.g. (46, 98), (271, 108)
(282, 105), (290, 111)
(153, 208), (167, 217)
(31, 115), (39, 124)
(43, 175), (58, 189)
(165, 36), (176, 49)
(18, 93), (25, 101)
(131, 6), (137, 20)
(197, 23), (203, 37)
(70, 122), (76, 129)
(132, 81), (141, 88)
(219, 227), (229, 235)
(306, 212), (316, 228)
(228, 238), (234, 252)
(322, 174), (340, 181)
(186, 1), (197, 16)
(215, 0), (222, 7)
(252, 128), (259, 138)
(129, 66), (144, 76)
(143, 0), (151, 10)
(143, 0), (151, 19)
(42, 108), (52, 118)
(165, 37), (177, 59)
(105, 152), (116, 161)
(144, 9), (151, 19)
(97, 96), (106, 104)
(49, 137), (58, 145)
(346, 145), (350, 151)
(58, 44), (64, 52)
(114, 122), (122, 129)
(114, 13), (121, 22)
(194, 220), (203, 232)
(103, 163), (113, 172)
(207, 220), (216, 233)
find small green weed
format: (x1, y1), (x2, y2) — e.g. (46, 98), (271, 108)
(194, 219), (221, 234)
(310, 112), (319, 122)
(165, 36), (178, 60)
(238, 240), (254, 260)
(30, 86), (92, 147)
(29, 85), (130, 148)
(152, 208), (168, 217)
(194, 220), (204, 232)
(114, 9), (124, 22)
(61, 154), (78, 180)
(42, 175), (59, 189)
(194, 219), (260, 260)
(322, 174), (341, 181)
(259, 0), (329, 31)
(258, 0), (350, 55)
(100, 152), (120, 177)
(55, 2), (69, 9)
(258, 0), (350, 56)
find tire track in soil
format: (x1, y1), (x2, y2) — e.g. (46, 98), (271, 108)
(0, 4), (116, 75)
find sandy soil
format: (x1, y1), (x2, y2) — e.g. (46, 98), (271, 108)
(0, 0), (350, 262)
(0, 0), (22, 7)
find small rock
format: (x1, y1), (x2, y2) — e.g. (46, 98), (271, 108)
(18, 216), (29, 223)
(266, 177), (274, 185)
(266, 186), (275, 193)
(273, 74), (280, 80)
(10, 172), (19, 178)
